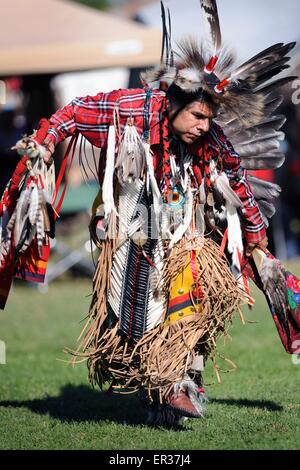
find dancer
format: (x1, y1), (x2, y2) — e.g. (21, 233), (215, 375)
(1, 1), (299, 425)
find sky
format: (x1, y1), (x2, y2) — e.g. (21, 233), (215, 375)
(137, 0), (300, 67)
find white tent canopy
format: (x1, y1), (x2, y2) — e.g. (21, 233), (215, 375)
(138, 0), (300, 70)
(0, 0), (161, 75)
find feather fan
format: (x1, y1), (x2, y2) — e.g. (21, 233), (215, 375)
(252, 249), (289, 337)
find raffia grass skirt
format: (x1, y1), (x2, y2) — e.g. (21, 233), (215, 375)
(70, 236), (245, 402)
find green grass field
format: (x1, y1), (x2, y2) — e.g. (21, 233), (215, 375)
(0, 267), (300, 450)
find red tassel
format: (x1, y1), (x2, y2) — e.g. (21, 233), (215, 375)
(237, 249), (255, 306)
(219, 229), (228, 257)
(204, 55), (218, 74)
(142, 249), (155, 268)
(215, 77), (231, 93)
(51, 134), (78, 217)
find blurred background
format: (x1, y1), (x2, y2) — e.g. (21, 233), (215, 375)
(1, 3), (300, 450)
(1, 0), (300, 285)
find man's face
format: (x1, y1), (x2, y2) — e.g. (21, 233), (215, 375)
(168, 100), (215, 145)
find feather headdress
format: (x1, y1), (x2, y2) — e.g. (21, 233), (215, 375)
(141, 0), (297, 226)
(141, 1), (297, 127)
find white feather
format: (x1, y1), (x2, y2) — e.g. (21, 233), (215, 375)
(177, 67), (201, 83)
(215, 172), (243, 208)
(180, 154), (192, 192)
(175, 77), (202, 92)
(169, 182), (194, 250)
(160, 209), (172, 240)
(43, 162), (56, 200)
(226, 202), (243, 278)
(210, 160), (242, 208)
(14, 189), (30, 248)
(170, 153), (177, 178)
(28, 184), (39, 226)
(102, 125), (118, 221)
(144, 143), (161, 221)
(195, 203), (205, 237)
(36, 209), (44, 256)
(108, 179), (166, 331)
(118, 179), (144, 238)
(115, 123), (145, 184)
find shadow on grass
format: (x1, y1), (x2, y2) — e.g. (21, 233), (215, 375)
(0, 384), (148, 425)
(210, 398), (283, 411)
(0, 385), (283, 429)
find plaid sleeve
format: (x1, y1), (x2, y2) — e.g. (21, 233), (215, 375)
(45, 90), (120, 146)
(211, 123), (267, 245)
(46, 101), (77, 145)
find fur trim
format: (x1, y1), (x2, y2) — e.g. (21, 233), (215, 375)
(13, 136), (48, 160)
(140, 66), (176, 90)
(173, 379), (208, 417)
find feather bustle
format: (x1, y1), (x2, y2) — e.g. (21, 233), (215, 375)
(247, 175), (281, 200)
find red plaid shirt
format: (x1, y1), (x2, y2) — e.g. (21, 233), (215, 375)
(45, 88), (266, 245)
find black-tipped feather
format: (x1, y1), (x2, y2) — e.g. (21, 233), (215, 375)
(200, 0), (222, 52)
(160, 2), (174, 67)
(235, 42), (296, 76)
(255, 75), (298, 94)
(167, 7), (174, 66)
(226, 43), (296, 101)
(160, 1), (167, 64)
(242, 43), (284, 66)
(255, 65), (290, 87)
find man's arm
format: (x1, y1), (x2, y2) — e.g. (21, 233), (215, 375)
(210, 123), (268, 254)
(14, 90), (120, 163)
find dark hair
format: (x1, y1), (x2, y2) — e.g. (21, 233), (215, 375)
(166, 83), (218, 114)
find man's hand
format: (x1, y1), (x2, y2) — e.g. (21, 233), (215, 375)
(245, 237), (268, 257)
(41, 138), (55, 164)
